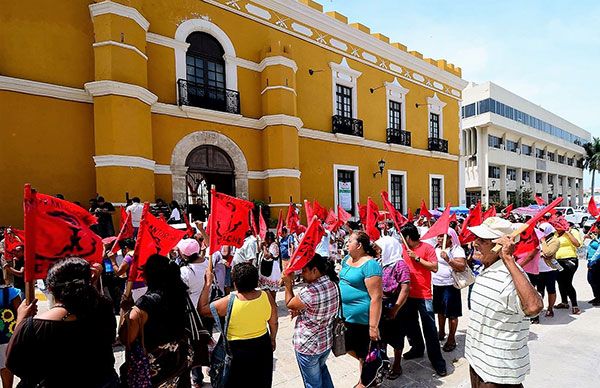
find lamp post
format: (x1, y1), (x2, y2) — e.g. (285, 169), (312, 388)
(373, 159), (386, 177)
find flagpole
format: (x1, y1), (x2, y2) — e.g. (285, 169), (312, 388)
(208, 185), (216, 274)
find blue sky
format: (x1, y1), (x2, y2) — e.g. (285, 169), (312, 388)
(322, 0), (600, 187)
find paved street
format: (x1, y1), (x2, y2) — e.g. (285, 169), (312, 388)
(30, 260), (600, 387)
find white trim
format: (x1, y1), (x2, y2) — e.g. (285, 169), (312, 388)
(429, 174), (446, 209)
(387, 169), (408, 214)
(428, 92), (447, 138)
(92, 41), (148, 60)
(261, 114), (304, 129)
(154, 164), (172, 174)
(84, 80), (158, 105)
(89, 1), (149, 31)
(385, 77), (409, 132)
(146, 32), (190, 51)
(267, 203), (296, 207)
(261, 85), (297, 95)
(0, 75), (92, 103)
(174, 19), (238, 91)
(93, 155), (156, 171)
(257, 56), (298, 73)
(300, 127), (459, 161)
(330, 57), (361, 118)
(247, 169), (301, 179)
(333, 164), (360, 218)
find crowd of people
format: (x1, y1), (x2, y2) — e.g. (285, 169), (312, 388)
(0, 194), (599, 388)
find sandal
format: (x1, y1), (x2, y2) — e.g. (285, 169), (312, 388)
(442, 342), (457, 352)
(387, 368), (403, 380)
(545, 310), (554, 318)
(555, 303), (569, 309)
(572, 307), (581, 315)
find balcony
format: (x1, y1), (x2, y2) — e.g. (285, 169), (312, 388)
(428, 137), (448, 153)
(386, 128), (411, 146)
(177, 79), (240, 114)
(332, 115), (363, 137)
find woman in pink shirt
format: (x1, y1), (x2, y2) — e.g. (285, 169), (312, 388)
(513, 223), (542, 324)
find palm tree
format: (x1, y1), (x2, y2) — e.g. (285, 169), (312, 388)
(583, 137), (600, 196)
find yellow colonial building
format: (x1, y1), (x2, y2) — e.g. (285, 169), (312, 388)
(0, 0), (467, 227)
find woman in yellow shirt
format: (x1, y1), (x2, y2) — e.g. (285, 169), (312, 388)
(554, 219), (582, 315)
(200, 262), (278, 387)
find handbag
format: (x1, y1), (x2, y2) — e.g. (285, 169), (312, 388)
(451, 266), (476, 289)
(209, 292), (236, 388)
(331, 283), (347, 357)
(259, 253), (274, 277)
(360, 341), (390, 387)
(185, 294), (211, 368)
(122, 312), (152, 388)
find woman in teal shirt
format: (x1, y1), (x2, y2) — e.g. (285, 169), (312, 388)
(340, 231), (383, 388)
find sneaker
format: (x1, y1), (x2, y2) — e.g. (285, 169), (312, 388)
(435, 367), (448, 377)
(403, 350), (424, 360)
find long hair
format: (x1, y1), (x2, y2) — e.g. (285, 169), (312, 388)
(353, 231), (377, 257)
(305, 254), (338, 282)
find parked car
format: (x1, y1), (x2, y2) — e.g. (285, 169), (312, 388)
(555, 207), (590, 227)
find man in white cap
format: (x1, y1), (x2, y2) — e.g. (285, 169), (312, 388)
(465, 217), (543, 388)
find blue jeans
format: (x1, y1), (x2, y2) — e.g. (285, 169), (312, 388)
(295, 350), (334, 388)
(405, 298), (446, 371)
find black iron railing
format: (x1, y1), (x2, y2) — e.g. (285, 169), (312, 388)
(332, 115), (363, 137)
(177, 79), (240, 114)
(428, 137), (448, 153)
(386, 128), (411, 146)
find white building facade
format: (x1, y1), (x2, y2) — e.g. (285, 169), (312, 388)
(461, 82), (590, 207)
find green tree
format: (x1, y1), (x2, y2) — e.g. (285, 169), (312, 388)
(583, 137), (600, 194)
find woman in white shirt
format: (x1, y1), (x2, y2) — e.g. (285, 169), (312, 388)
(432, 228), (466, 352)
(168, 200), (182, 224)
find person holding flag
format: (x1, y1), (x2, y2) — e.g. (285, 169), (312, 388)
(258, 231), (282, 301)
(279, 227), (295, 272)
(537, 223), (561, 317)
(553, 217), (583, 315)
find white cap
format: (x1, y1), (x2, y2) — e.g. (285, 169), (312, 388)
(468, 217), (513, 240)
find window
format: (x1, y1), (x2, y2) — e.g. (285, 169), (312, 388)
(507, 168), (517, 181)
(489, 165), (500, 179)
(536, 173), (543, 184)
(535, 148), (545, 159)
(521, 144), (532, 156)
(522, 171), (531, 182)
(567, 157), (574, 166)
(389, 100), (402, 130)
(547, 152), (555, 162)
(488, 135), (503, 149)
(507, 191), (517, 204)
(506, 140), (518, 152)
(559, 177), (564, 186)
(389, 173), (405, 213)
(548, 175), (554, 185)
(466, 191), (481, 207)
(431, 178), (442, 209)
(184, 32), (227, 109)
(336, 168), (357, 215)
(477, 98), (491, 114)
(335, 84), (353, 118)
(558, 154), (565, 164)
(489, 191), (501, 203)
(462, 103), (476, 118)
(429, 113), (440, 138)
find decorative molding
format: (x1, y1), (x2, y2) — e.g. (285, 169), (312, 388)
(84, 80), (158, 105)
(146, 32), (190, 51)
(330, 57), (361, 118)
(261, 114), (304, 129)
(299, 127), (459, 161)
(92, 41), (148, 60)
(258, 55), (298, 73)
(429, 173), (446, 209)
(89, 1), (150, 31)
(93, 155), (156, 171)
(154, 164), (172, 174)
(261, 85), (297, 95)
(248, 169), (301, 179)
(0, 75), (92, 103)
(428, 92), (447, 138)
(385, 77), (409, 131)
(387, 169), (408, 214)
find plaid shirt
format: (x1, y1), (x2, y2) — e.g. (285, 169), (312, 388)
(293, 276), (339, 355)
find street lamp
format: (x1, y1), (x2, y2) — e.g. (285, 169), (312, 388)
(373, 159), (386, 177)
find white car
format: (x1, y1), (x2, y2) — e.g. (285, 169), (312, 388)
(555, 207), (590, 227)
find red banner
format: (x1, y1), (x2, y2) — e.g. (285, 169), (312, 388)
(514, 225), (539, 256)
(111, 211), (134, 254)
(407, 208), (414, 223)
(526, 197), (563, 228)
(459, 202), (483, 244)
(422, 204), (451, 240)
(419, 200), (432, 219)
(313, 200), (328, 221)
(589, 197), (600, 218)
(325, 209), (339, 232)
(483, 205), (497, 220)
(208, 189), (255, 254)
(534, 195), (546, 206)
(304, 200), (314, 223)
(23, 185), (103, 282)
(358, 202), (367, 226)
(129, 204), (186, 282)
(259, 206), (267, 240)
(337, 205), (352, 226)
(183, 212), (195, 237)
(381, 191), (406, 231)
(284, 216), (325, 275)
(250, 210), (259, 237)
(275, 209), (284, 237)
(286, 203), (300, 234)
(366, 197), (381, 241)
(3, 228), (25, 260)
(502, 204), (514, 218)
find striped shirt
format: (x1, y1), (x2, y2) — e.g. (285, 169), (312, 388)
(465, 259), (531, 385)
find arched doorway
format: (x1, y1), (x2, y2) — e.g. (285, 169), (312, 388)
(185, 145), (235, 206)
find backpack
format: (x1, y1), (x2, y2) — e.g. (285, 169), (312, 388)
(0, 287), (16, 344)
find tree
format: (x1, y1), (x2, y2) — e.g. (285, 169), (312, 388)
(583, 138), (600, 195)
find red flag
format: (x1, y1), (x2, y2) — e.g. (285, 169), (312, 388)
(526, 197), (563, 228)
(502, 204), (514, 218)
(129, 204), (186, 282)
(111, 211), (134, 254)
(534, 195), (546, 206)
(119, 206), (127, 229)
(313, 200), (328, 221)
(286, 203), (300, 234)
(304, 200), (314, 223)
(381, 191), (405, 231)
(284, 216), (325, 275)
(3, 228), (25, 260)
(249, 211), (259, 237)
(23, 185), (103, 282)
(407, 208), (414, 222)
(589, 197), (600, 218)
(514, 225), (539, 257)
(208, 189), (255, 254)
(259, 206), (267, 240)
(183, 212), (195, 238)
(422, 204), (452, 240)
(449, 212), (457, 223)
(358, 202), (367, 226)
(325, 209), (339, 232)
(158, 213), (168, 223)
(275, 209), (284, 237)
(337, 205), (352, 226)
(366, 197), (381, 241)
(483, 205), (496, 220)
(419, 200), (432, 219)
(459, 202), (483, 244)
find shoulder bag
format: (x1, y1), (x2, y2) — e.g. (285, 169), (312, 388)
(209, 293), (236, 388)
(451, 266), (476, 289)
(331, 282), (347, 357)
(185, 294), (211, 368)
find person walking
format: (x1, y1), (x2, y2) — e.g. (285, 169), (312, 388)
(585, 231), (600, 305)
(282, 254), (339, 388)
(339, 231), (382, 388)
(553, 218), (582, 314)
(538, 223), (561, 317)
(258, 232), (281, 301)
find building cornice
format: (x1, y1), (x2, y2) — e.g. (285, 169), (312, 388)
(0, 75), (92, 103)
(93, 155), (156, 171)
(84, 81), (158, 106)
(248, 169), (301, 179)
(93, 41), (148, 60)
(89, 1), (150, 31)
(260, 85), (297, 95)
(146, 32), (190, 51)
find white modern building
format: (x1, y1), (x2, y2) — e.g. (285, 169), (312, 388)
(461, 82), (590, 207)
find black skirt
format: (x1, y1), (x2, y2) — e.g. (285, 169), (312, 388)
(227, 333), (273, 388)
(344, 322), (371, 359)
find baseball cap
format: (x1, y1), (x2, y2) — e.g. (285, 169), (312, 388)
(177, 238), (200, 257)
(468, 217), (513, 240)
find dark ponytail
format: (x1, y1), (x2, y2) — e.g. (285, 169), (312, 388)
(354, 231), (377, 257)
(306, 254), (339, 282)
